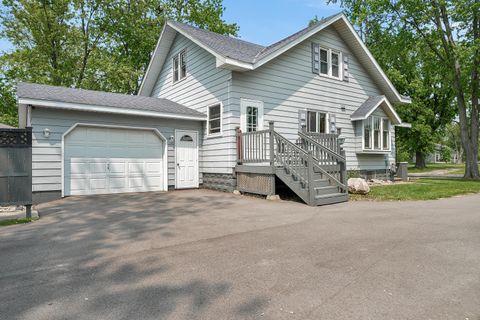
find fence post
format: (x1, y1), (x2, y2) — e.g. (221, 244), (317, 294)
(269, 121), (275, 167)
(307, 151), (315, 205)
(236, 127), (242, 164)
(340, 148), (347, 192)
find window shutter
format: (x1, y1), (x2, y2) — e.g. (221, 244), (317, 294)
(312, 43), (320, 74)
(298, 109), (307, 132)
(343, 54), (349, 82)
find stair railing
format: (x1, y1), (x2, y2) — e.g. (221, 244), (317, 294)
(297, 131), (347, 193)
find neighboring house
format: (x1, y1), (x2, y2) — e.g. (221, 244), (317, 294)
(412, 144), (460, 164)
(17, 12), (410, 205)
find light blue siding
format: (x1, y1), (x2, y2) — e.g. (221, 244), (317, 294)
(152, 34), (235, 174)
(31, 108), (202, 192)
(230, 25), (396, 171)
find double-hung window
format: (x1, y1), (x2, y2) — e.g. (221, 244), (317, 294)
(173, 49), (186, 83)
(313, 44), (342, 79)
(207, 104), (222, 136)
(307, 111), (327, 133)
(382, 119), (390, 150)
(363, 116), (391, 151)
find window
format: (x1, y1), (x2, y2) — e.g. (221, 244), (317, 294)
(172, 49), (186, 83)
(306, 111), (327, 133)
(320, 48), (328, 75)
(362, 116), (391, 151)
(331, 51), (340, 78)
(208, 104), (221, 135)
(364, 119), (372, 149)
(373, 117), (381, 149)
(382, 119), (389, 150)
(246, 106), (258, 132)
(180, 135), (193, 142)
(240, 99), (264, 132)
(312, 45), (342, 79)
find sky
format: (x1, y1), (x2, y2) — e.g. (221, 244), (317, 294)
(0, 0), (343, 52)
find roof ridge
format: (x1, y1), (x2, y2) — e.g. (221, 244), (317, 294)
(168, 20), (265, 49)
(253, 11), (344, 62)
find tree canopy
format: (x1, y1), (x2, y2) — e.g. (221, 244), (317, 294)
(0, 0), (238, 125)
(329, 0), (479, 178)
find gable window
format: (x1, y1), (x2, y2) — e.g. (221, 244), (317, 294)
(362, 116), (391, 151)
(173, 49), (186, 83)
(241, 99), (264, 133)
(331, 51), (340, 78)
(320, 48), (329, 75)
(207, 104), (222, 136)
(312, 45), (342, 79)
(307, 111), (327, 133)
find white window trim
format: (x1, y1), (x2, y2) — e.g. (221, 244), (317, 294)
(318, 46), (343, 80)
(240, 98), (264, 133)
(306, 110), (329, 133)
(172, 49), (187, 84)
(361, 116), (391, 152)
(207, 102), (223, 137)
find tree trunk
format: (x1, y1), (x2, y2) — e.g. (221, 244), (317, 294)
(415, 151), (426, 169)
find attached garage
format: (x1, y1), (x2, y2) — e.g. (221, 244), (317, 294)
(16, 82), (206, 203)
(63, 124), (167, 196)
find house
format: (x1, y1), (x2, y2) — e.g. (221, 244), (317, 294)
(412, 144), (460, 164)
(16, 12), (410, 205)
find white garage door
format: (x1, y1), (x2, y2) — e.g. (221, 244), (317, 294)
(64, 125), (165, 196)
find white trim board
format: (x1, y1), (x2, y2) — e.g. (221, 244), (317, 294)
(19, 98), (207, 121)
(138, 14), (411, 105)
(61, 123), (169, 197)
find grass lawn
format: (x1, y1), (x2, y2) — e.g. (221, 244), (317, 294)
(350, 179), (480, 201)
(0, 218), (33, 227)
(408, 163), (464, 174)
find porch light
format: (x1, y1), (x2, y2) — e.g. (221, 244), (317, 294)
(338, 135), (345, 146)
(169, 135), (175, 143)
(43, 128), (50, 138)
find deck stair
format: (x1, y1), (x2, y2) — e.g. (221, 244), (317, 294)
(236, 122), (348, 206)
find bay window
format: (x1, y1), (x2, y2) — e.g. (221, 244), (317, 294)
(362, 116), (391, 151)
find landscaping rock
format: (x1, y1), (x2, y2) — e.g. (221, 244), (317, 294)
(266, 194), (281, 201)
(233, 190), (241, 195)
(348, 178), (370, 194)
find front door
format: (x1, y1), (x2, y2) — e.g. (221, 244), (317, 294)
(175, 130), (199, 189)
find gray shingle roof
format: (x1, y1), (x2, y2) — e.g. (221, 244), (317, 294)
(17, 82), (205, 119)
(169, 12), (343, 64)
(351, 95), (386, 119)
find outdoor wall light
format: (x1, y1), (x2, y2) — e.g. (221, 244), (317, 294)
(169, 135), (175, 143)
(43, 128), (51, 138)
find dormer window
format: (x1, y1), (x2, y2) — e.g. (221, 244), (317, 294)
(173, 49), (186, 83)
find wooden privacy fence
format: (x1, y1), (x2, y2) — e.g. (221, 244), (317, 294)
(0, 127), (33, 216)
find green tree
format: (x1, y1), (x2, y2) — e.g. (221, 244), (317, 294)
(329, 0), (479, 178)
(0, 76), (17, 126)
(0, 0), (238, 117)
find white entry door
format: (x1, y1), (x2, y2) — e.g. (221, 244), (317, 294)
(175, 130), (199, 189)
(64, 125), (166, 196)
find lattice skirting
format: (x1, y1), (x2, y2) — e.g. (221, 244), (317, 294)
(236, 172), (275, 195)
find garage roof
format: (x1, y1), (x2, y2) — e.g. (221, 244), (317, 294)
(17, 82), (206, 121)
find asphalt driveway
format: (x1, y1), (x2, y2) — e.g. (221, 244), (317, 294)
(1, 189), (479, 320)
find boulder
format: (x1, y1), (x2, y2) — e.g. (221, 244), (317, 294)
(348, 178), (370, 194)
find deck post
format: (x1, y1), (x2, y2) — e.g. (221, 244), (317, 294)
(307, 151), (315, 205)
(269, 121), (275, 167)
(340, 148), (347, 191)
(236, 126), (242, 164)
